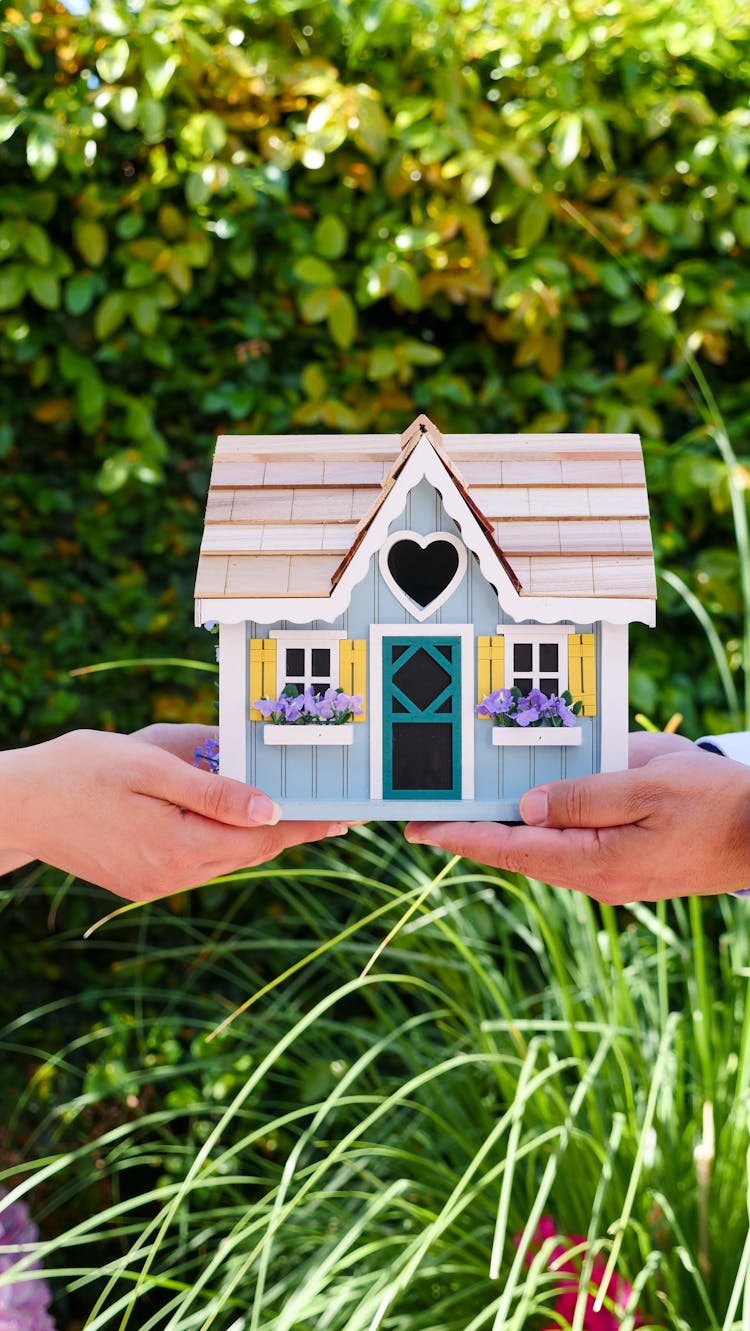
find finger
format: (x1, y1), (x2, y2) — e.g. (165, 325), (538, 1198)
(189, 817), (353, 878)
(628, 731), (694, 768)
(133, 724), (219, 765)
(134, 750), (281, 827)
(518, 769), (657, 830)
(406, 820), (611, 892)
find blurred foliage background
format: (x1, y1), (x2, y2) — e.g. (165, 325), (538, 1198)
(2, 0), (750, 742)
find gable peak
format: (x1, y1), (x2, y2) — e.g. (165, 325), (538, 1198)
(400, 414), (444, 451)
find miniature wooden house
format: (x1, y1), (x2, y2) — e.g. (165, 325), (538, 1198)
(194, 416), (656, 821)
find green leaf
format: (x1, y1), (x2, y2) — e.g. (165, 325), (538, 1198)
(733, 205), (750, 248)
(550, 113), (582, 168)
(301, 364), (327, 400)
(314, 215), (348, 259)
(599, 261), (630, 300)
(293, 255), (337, 285)
(26, 268), (60, 309)
(185, 171), (212, 208)
(139, 97), (167, 143)
(98, 451), (130, 493)
(110, 87), (139, 131)
(179, 112), (227, 159)
(496, 149), (536, 191)
(144, 56), (179, 100)
(644, 202), (679, 236)
(96, 39), (130, 84)
(461, 157), (495, 203)
(22, 222), (52, 266)
(75, 369), (107, 433)
(227, 248), (256, 279)
(368, 345), (400, 379)
(299, 286), (333, 322)
(0, 265), (26, 311)
(402, 340), (443, 367)
(73, 219), (108, 268)
(0, 220), (20, 258)
(58, 345), (90, 382)
(131, 291), (160, 336)
(26, 125), (58, 181)
(389, 261), (422, 310)
(517, 197), (549, 249)
(94, 291), (128, 340)
(327, 290), (357, 348)
(0, 115), (21, 145)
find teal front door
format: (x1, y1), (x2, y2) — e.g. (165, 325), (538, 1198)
(382, 637), (462, 799)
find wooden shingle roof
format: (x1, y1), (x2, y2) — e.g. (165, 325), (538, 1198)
(195, 418), (656, 604)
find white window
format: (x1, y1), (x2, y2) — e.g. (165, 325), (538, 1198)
(270, 631), (346, 699)
(499, 626), (572, 697)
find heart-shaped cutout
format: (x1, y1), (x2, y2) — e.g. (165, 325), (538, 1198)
(380, 531), (467, 621)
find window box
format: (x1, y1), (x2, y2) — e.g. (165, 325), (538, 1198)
(491, 727), (582, 747)
(263, 724), (354, 747)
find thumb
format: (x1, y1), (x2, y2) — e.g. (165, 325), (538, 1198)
(519, 769), (648, 830)
(136, 749), (282, 827)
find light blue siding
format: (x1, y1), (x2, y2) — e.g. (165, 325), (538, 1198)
(245, 477), (600, 819)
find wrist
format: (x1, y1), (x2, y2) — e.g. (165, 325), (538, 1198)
(0, 744), (42, 869)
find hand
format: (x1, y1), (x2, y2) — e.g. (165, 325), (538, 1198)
(405, 735), (750, 902)
(0, 726), (350, 901)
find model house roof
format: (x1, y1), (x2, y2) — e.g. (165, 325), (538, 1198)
(195, 415), (656, 612)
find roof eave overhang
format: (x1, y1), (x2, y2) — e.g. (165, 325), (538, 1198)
(195, 435), (656, 628)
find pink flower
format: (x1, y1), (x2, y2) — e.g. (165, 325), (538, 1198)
(515, 1215), (643, 1331)
(0, 1188), (56, 1331)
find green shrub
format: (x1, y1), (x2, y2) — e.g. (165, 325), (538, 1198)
(2, 0), (750, 738)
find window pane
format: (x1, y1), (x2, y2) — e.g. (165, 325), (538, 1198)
(311, 681), (329, 697)
(540, 677), (559, 696)
(514, 677), (533, 696)
(540, 643), (559, 672)
(286, 648), (305, 676)
(514, 643), (533, 672)
(311, 648), (331, 676)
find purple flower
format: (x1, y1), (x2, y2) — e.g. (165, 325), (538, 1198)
(193, 736), (220, 773)
(0, 1189), (56, 1331)
(475, 688), (514, 719)
(515, 705), (540, 726)
(252, 687), (361, 725)
(476, 685), (581, 730)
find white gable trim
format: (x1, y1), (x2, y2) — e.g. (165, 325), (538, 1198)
(196, 436), (656, 628)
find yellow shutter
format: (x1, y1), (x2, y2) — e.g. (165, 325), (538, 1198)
(339, 639), (367, 721)
(249, 637), (277, 720)
(568, 633), (596, 716)
(477, 635), (505, 716)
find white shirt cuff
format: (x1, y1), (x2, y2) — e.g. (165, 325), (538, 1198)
(696, 732), (750, 765)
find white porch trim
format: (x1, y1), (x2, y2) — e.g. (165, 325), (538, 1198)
(218, 621), (247, 782)
(599, 621), (629, 772)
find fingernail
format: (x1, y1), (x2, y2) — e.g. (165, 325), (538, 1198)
(520, 790), (548, 826)
(327, 822), (349, 837)
(248, 794), (282, 825)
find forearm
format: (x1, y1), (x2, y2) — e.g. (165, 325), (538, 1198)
(0, 746), (38, 874)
